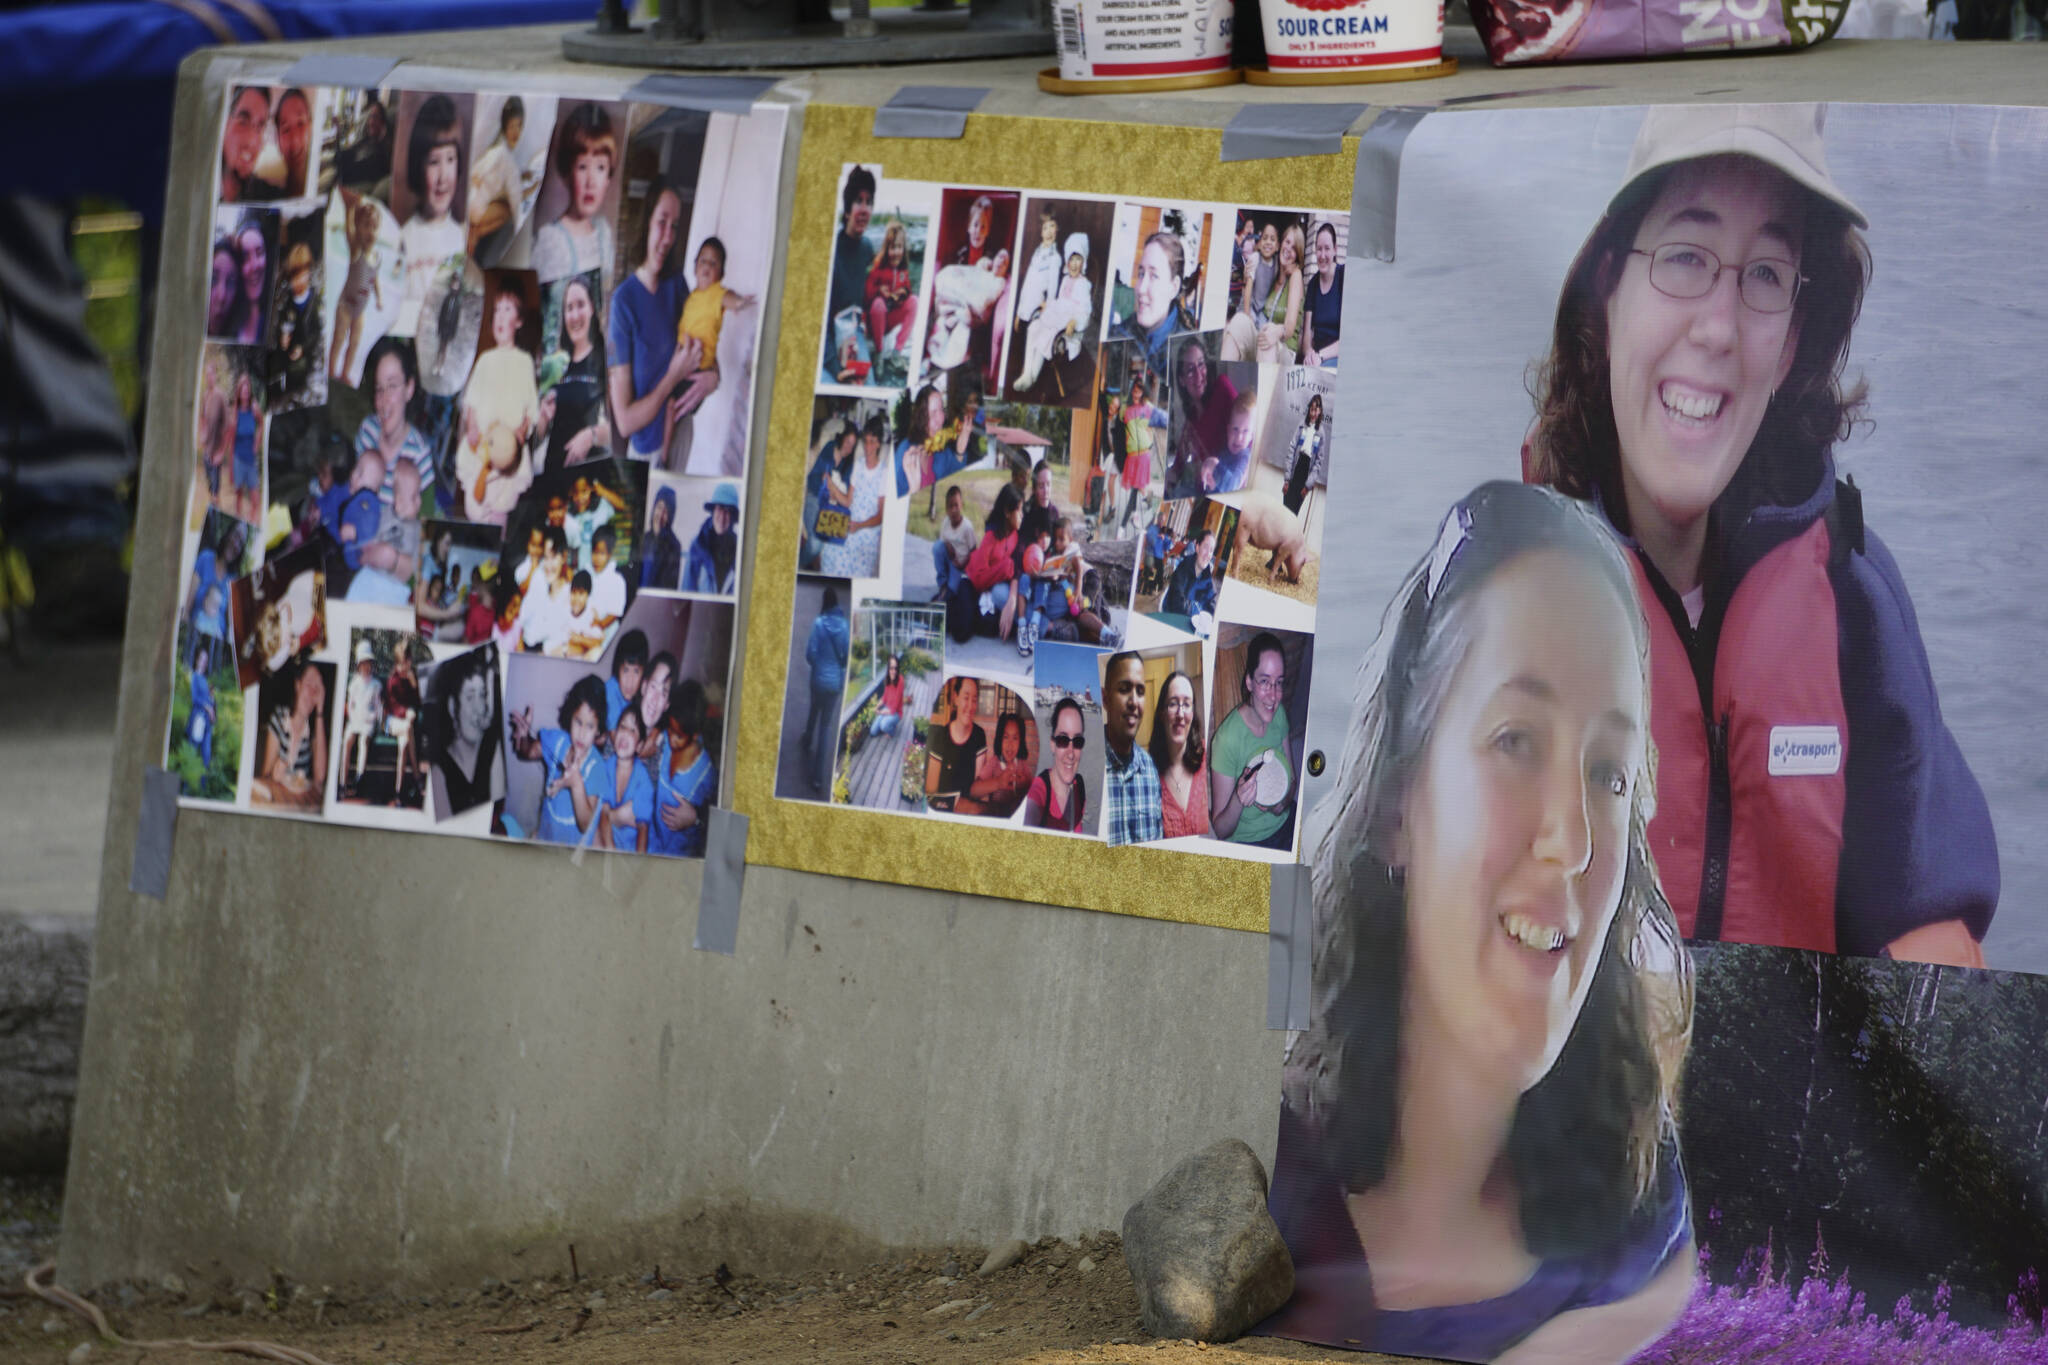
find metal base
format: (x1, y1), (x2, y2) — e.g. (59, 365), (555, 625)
(563, 10), (1054, 67)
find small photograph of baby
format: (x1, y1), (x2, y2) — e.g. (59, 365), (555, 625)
(817, 169), (931, 392)
(415, 520), (505, 645)
(915, 187), (1020, 396)
(923, 674), (1037, 819)
(230, 538), (326, 691)
(317, 89), (393, 199)
(640, 474), (741, 596)
(337, 628), (435, 811)
(1170, 370), (1263, 501)
(531, 99), (627, 291)
(208, 204), (278, 348)
(496, 457), (646, 659)
(191, 343), (266, 529)
(1104, 202), (1215, 378)
(798, 394), (894, 579)
(249, 656), (336, 814)
(168, 621), (244, 802)
(1004, 195), (1114, 410)
(266, 198), (327, 413)
(465, 93), (556, 270)
(390, 90), (474, 337)
(451, 267), (544, 522)
(421, 640), (506, 822)
(322, 185), (402, 390)
(1134, 496), (1237, 639)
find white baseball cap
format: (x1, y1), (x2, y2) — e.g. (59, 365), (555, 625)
(1612, 103), (1867, 230)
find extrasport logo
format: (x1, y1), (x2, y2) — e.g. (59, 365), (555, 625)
(1767, 725), (1842, 777)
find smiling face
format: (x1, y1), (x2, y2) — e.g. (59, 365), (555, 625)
(223, 89), (268, 183)
(712, 505), (734, 535)
(1315, 225), (1336, 278)
(491, 293), (521, 350)
(210, 248), (237, 325)
(567, 699), (600, 757)
(423, 136), (460, 219)
(454, 670), (493, 745)
(1605, 158), (1804, 554)
(953, 678), (979, 727)
(1163, 674), (1195, 753)
(1052, 706), (1084, 783)
(612, 707), (642, 763)
(1103, 656), (1146, 754)
(694, 243), (724, 292)
(238, 227), (267, 301)
(296, 663), (325, 714)
(846, 189), (873, 238)
(644, 189), (682, 273)
(639, 662), (672, 732)
(1133, 238), (1176, 331)
(1244, 641), (1282, 726)
(372, 351), (412, 437)
(1257, 223), (1278, 261)
(1176, 343), (1208, 406)
(275, 92), (311, 178)
(562, 280), (593, 347)
(572, 147), (610, 221)
(1397, 549), (1645, 1091)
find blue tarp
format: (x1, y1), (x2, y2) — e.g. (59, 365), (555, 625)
(0, 0), (595, 224)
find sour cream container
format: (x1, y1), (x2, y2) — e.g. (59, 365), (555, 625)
(1043, 0), (1239, 90)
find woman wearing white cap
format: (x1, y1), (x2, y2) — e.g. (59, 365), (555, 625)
(1528, 103), (1996, 965)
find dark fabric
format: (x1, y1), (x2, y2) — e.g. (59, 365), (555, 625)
(1260, 1103), (1691, 1360)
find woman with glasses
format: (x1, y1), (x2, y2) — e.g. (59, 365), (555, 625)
(1148, 669), (1208, 840)
(1209, 632), (1295, 849)
(1528, 104), (1995, 964)
(1024, 697), (1088, 832)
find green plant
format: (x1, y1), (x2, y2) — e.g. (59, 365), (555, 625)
(900, 740), (928, 809)
(901, 646), (940, 678)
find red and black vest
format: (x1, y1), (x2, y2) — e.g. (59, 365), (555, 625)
(1632, 513), (1851, 953)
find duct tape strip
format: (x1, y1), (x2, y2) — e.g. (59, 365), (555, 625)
(1267, 863), (1313, 1030)
(130, 767), (180, 900)
(1350, 105), (1429, 263)
(694, 807), (749, 955)
(1221, 102), (1368, 163)
(279, 53), (400, 88)
(873, 85), (989, 140)
(625, 73), (780, 115)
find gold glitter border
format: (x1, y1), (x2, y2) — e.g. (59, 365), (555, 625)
(732, 103), (1356, 934)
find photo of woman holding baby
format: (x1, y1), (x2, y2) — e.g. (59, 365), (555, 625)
(1262, 481), (1694, 1363)
(455, 273), (543, 525)
(607, 179), (702, 461)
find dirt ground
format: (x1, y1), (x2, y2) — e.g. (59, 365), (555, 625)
(0, 1178), (1418, 1365)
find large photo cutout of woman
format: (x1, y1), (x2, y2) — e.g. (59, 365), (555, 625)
(1314, 102), (2014, 968)
(1265, 482), (1694, 1362)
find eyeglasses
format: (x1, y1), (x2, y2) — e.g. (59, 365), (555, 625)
(1629, 243), (1805, 315)
(1051, 732), (1086, 750)
(1249, 674), (1285, 695)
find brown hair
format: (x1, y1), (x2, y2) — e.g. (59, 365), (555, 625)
(1528, 155), (1871, 525)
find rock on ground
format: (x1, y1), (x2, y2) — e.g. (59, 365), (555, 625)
(0, 912), (91, 1174)
(1121, 1138), (1293, 1343)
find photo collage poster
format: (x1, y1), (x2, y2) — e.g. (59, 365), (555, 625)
(1262, 103), (2048, 1364)
(168, 77), (788, 859)
(777, 163), (1346, 861)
